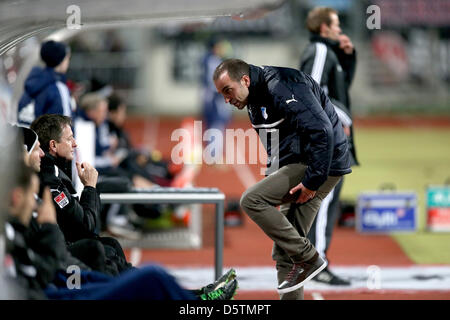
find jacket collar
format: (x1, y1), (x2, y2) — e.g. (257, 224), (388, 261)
(310, 34), (340, 51)
(41, 151), (71, 177)
(6, 216), (27, 234)
(247, 64), (268, 107)
(45, 67), (67, 83)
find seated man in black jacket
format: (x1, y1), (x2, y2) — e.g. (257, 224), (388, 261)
(5, 159), (65, 299)
(19, 124), (113, 275)
(30, 114), (132, 275)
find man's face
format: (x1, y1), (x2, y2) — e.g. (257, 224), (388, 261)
(54, 124), (77, 161)
(29, 141), (44, 172)
(214, 71), (250, 110)
(58, 52), (71, 74)
(110, 104), (127, 128)
(323, 13), (342, 41)
(87, 100), (109, 126)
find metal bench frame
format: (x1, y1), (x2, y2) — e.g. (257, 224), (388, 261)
(100, 187), (224, 279)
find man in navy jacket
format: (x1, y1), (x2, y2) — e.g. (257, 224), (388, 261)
(213, 59), (351, 299)
(17, 40), (74, 126)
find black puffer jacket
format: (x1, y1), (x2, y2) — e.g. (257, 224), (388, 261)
(246, 64), (352, 190)
(39, 152), (100, 243)
(4, 217), (67, 299)
(38, 153), (132, 275)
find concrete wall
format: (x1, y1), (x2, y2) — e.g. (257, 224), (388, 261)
(138, 39), (301, 116)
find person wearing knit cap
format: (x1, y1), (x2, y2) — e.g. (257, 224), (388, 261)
(19, 125), (45, 173)
(17, 40), (74, 127)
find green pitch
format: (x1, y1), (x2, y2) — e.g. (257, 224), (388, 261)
(341, 127), (450, 264)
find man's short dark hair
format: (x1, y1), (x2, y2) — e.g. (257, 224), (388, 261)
(108, 94), (125, 112)
(30, 114), (72, 152)
(213, 59), (249, 82)
(306, 7), (338, 34)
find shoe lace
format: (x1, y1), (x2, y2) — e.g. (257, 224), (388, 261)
(286, 264), (303, 282)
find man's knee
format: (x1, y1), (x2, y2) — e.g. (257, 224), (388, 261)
(240, 189), (254, 212)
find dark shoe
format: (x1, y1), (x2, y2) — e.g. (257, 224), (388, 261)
(199, 279), (238, 300)
(313, 267), (351, 285)
(192, 268), (237, 297)
(277, 252), (327, 294)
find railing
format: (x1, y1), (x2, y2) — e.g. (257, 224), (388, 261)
(100, 187), (225, 280)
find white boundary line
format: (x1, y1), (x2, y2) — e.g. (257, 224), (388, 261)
(129, 247), (142, 267)
(165, 265), (450, 292)
(311, 292), (325, 300)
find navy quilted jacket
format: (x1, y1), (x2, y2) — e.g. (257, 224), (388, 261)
(246, 64), (351, 190)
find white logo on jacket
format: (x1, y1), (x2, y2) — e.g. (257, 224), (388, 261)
(261, 107), (268, 119)
(286, 95), (298, 104)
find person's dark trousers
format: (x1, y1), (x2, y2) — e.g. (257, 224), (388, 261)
(307, 177), (344, 260)
(67, 236), (132, 277)
(45, 264), (197, 300)
(98, 236), (134, 274)
(67, 239), (111, 275)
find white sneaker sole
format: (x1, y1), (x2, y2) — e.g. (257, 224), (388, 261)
(277, 260), (328, 295)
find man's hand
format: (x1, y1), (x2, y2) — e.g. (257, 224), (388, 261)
(343, 125), (351, 137)
(37, 187), (57, 224)
(132, 175), (155, 189)
(289, 183), (316, 204)
(339, 34), (354, 54)
(76, 162), (98, 188)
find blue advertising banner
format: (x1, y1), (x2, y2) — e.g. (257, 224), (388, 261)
(357, 192), (417, 233)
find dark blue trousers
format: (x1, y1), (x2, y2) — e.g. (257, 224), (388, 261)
(45, 264), (197, 300)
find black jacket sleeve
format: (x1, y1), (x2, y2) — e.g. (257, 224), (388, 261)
(299, 44), (315, 75)
(299, 44), (331, 86)
(336, 49), (357, 88)
(49, 180), (99, 243)
(26, 223), (68, 286)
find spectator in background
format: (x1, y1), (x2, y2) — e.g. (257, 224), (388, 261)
(299, 6), (359, 286)
(79, 92), (154, 187)
(17, 40), (74, 127)
(79, 93), (120, 174)
(201, 38), (233, 160)
(107, 93), (180, 187)
(78, 93), (165, 237)
(106, 93), (196, 234)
